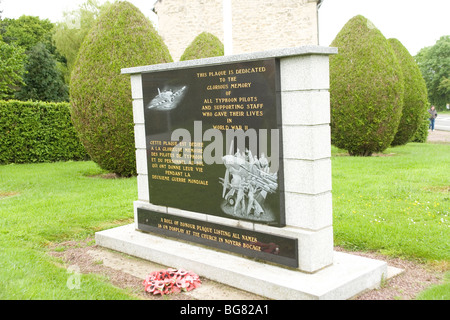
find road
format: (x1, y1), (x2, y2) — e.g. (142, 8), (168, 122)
(435, 114), (450, 131)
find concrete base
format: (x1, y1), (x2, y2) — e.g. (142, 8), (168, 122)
(96, 224), (388, 300)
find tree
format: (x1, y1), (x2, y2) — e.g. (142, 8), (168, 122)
(180, 32), (224, 61)
(0, 15), (54, 51)
(15, 42), (68, 102)
(53, 0), (112, 82)
(0, 40), (26, 99)
(437, 77), (450, 98)
(415, 36), (450, 111)
(388, 38), (428, 146)
(0, 15), (68, 99)
(70, 1), (172, 177)
(329, 15), (404, 156)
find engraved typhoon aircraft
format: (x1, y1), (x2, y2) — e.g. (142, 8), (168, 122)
(147, 86), (187, 111)
(219, 147), (277, 217)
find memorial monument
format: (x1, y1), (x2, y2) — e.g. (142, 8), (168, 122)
(96, 46), (388, 299)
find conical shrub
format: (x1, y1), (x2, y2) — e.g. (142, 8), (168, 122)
(180, 32), (224, 61)
(330, 15), (404, 156)
(70, 1), (172, 176)
(388, 38), (428, 146)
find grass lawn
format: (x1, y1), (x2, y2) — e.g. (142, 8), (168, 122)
(0, 161), (138, 299)
(332, 143), (449, 264)
(0, 141), (448, 299)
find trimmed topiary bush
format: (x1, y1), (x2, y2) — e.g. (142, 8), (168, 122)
(330, 15), (404, 156)
(411, 108), (430, 143)
(388, 38), (429, 146)
(70, 1), (172, 176)
(180, 32), (224, 61)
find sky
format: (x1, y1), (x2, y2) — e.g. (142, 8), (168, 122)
(318, 0), (450, 55)
(1, 0), (449, 56)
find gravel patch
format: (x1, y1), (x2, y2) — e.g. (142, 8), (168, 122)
(427, 130), (450, 143)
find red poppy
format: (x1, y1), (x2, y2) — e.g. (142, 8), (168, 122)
(171, 286), (181, 294)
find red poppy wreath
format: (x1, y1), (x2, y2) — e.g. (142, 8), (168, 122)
(143, 268), (202, 295)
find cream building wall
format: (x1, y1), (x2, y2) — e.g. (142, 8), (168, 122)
(154, 0), (321, 61)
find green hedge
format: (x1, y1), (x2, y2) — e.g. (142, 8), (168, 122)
(0, 100), (88, 164)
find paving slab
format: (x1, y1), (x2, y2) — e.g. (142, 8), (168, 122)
(96, 224), (393, 300)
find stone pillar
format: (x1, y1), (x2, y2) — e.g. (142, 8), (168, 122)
(237, 54), (334, 273)
(280, 54), (334, 271)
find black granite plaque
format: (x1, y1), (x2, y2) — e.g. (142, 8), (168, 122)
(137, 208), (298, 268)
(142, 59), (285, 226)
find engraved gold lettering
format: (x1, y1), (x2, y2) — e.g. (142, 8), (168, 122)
(243, 243), (261, 251)
(241, 235), (257, 242)
(230, 82), (252, 89)
(224, 239), (242, 247)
